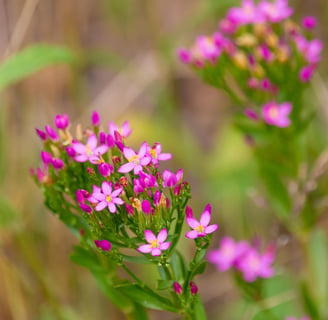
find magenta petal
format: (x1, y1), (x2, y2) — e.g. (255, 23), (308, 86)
(185, 230), (200, 239)
(151, 248), (161, 256)
(108, 202), (116, 213)
(157, 229), (168, 242)
(186, 217), (200, 229)
(134, 165), (143, 175)
(111, 188), (123, 197)
(95, 145), (109, 155)
(138, 142), (148, 158)
(93, 193), (106, 201)
(121, 121), (132, 136)
(144, 230), (156, 243)
(123, 147), (136, 160)
(200, 210), (211, 227)
(140, 156), (151, 166)
(102, 181), (112, 195)
(176, 169), (183, 182)
(113, 198), (124, 205)
(89, 156), (101, 164)
(118, 162), (135, 173)
(205, 224), (218, 234)
(72, 142), (86, 154)
(279, 102), (292, 116)
(138, 244), (152, 253)
(95, 201), (107, 211)
(74, 155), (88, 162)
(158, 153), (172, 161)
(87, 134), (98, 150)
(159, 242), (171, 250)
(108, 122), (118, 136)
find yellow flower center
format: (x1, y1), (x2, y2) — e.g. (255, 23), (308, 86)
(149, 149), (157, 159)
(195, 225), (205, 233)
(128, 155), (139, 163)
(151, 239), (159, 248)
(269, 107), (278, 119)
(86, 145), (93, 156)
(106, 195), (112, 202)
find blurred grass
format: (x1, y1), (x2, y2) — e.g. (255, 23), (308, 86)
(0, 0), (328, 319)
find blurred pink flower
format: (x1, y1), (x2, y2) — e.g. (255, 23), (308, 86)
(137, 229), (171, 256)
(262, 101), (292, 127)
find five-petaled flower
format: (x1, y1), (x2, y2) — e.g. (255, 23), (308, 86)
(262, 101), (292, 127)
(118, 142), (151, 175)
(72, 134), (109, 164)
(91, 181), (124, 213)
(137, 229), (171, 256)
(185, 204), (218, 239)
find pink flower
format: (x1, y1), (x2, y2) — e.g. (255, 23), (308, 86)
(177, 48), (193, 64)
(45, 125), (59, 142)
(185, 204), (218, 239)
(91, 111), (100, 126)
(108, 121), (132, 139)
(137, 229), (171, 256)
(91, 181), (124, 213)
(258, 0), (293, 23)
(118, 143), (151, 175)
(305, 39), (323, 64)
(244, 108), (259, 121)
(162, 169), (183, 188)
(72, 134), (109, 164)
(95, 239), (111, 251)
(227, 0), (264, 26)
(262, 101), (292, 127)
(147, 143), (172, 165)
(207, 237), (250, 271)
(299, 65), (315, 82)
(195, 36), (222, 63)
(236, 246), (275, 282)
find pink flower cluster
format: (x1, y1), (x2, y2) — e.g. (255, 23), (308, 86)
(207, 236), (275, 282)
(32, 111), (217, 258)
(178, 0), (322, 128)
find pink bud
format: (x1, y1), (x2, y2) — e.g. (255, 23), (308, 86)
(173, 184), (181, 196)
(80, 203), (92, 214)
(51, 158), (64, 169)
(65, 146), (76, 157)
(173, 282), (183, 295)
(45, 125), (59, 142)
(98, 162), (113, 177)
(142, 200), (152, 214)
(302, 16), (317, 29)
(190, 284), (198, 295)
(153, 191), (161, 206)
(99, 131), (107, 144)
(87, 167), (95, 175)
(36, 128), (47, 141)
(125, 204), (134, 215)
(91, 111), (100, 126)
(95, 239), (111, 251)
(41, 151), (53, 164)
(107, 134), (115, 147)
(54, 114), (69, 130)
(186, 206), (193, 218)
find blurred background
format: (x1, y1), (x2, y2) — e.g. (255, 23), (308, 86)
(1, 0), (328, 319)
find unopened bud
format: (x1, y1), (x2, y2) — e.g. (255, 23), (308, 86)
(173, 282), (183, 295)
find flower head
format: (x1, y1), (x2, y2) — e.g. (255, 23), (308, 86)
(95, 239), (112, 251)
(90, 181), (124, 213)
(147, 143), (172, 165)
(137, 229), (171, 256)
(72, 134), (109, 164)
(262, 101), (292, 127)
(55, 114), (69, 130)
(162, 169), (183, 188)
(118, 142), (151, 175)
(108, 121), (132, 140)
(185, 204), (218, 239)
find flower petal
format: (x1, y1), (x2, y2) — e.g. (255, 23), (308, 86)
(157, 228), (168, 243)
(102, 181), (112, 195)
(123, 147), (136, 160)
(94, 145), (109, 156)
(93, 193), (105, 201)
(144, 230), (156, 243)
(74, 155), (88, 162)
(87, 134), (98, 150)
(111, 188), (123, 197)
(151, 248), (162, 256)
(158, 153), (172, 161)
(186, 217), (200, 229)
(137, 244), (152, 253)
(113, 198), (124, 205)
(200, 209), (211, 227)
(205, 224), (218, 234)
(118, 162), (135, 173)
(138, 142), (148, 158)
(72, 142), (86, 154)
(95, 201), (107, 211)
(185, 230), (200, 239)
(108, 202), (116, 213)
(159, 241), (171, 250)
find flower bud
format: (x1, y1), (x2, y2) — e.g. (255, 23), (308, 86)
(80, 203), (92, 214)
(99, 131), (107, 144)
(153, 190), (161, 206)
(190, 284), (198, 295)
(119, 176), (128, 187)
(303, 16), (317, 29)
(51, 158), (64, 169)
(98, 162), (113, 177)
(173, 282), (183, 295)
(45, 125), (59, 142)
(87, 167), (95, 175)
(41, 151), (53, 164)
(36, 128), (47, 141)
(95, 239), (111, 251)
(125, 204), (134, 215)
(54, 114), (69, 130)
(112, 156), (121, 166)
(65, 146), (76, 157)
(142, 200), (152, 214)
(91, 111), (100, 126)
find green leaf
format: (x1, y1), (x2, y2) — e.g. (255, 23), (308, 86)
(308, 229), (328, 318)
(191, 261), (208, 277)
(70, 246), (103, 272)
(117, 283), (179, 313)
(195, 249), (207, 264)
(193, 296), (207, 320)
(170, 251), (187, 281)
(121, 254), (149, 264)
(0, 45), (76, 91)
(157, 280), (174, 291)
